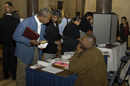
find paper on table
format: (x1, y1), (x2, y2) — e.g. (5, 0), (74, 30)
(62, 54), (72, 59)
(47, 59), (56, 63)
(41, 67), (63, 74)
(38, 43), (48, 48)
(37, 60), (51, 67)
(64, 51), (74, 56)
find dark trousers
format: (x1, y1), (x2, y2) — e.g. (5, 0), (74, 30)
(2, 44), (17, 79)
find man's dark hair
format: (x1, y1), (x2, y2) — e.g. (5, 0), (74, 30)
(121, 16), (127, 20)
(51, 9), (61, 17)
(38, 8), (51, 18)
(76, 12), (80, 16)
(86, 34), (96, 46)
(84, 12), (93, 17)
(5, 2), (13, 8)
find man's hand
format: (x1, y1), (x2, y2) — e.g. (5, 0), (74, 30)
(75, 44), (83, 54)
(54, 40), (61, 45)
(77, 38), (82, 42)
(30, 40), (40, 46)
(87, 31), (90, 34)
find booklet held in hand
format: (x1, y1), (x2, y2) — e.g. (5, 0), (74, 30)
(40, 40), (48, 44)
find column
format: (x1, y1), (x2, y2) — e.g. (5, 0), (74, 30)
(27, 0), (38, 17)
(96, 0), (112, 14)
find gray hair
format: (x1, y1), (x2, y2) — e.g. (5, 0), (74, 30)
(51, 9), (61, 17)
(38, 8), (51, 18)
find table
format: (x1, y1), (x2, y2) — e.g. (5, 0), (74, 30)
(26, 54), (108, 86)
(26, 67), (77, 86)
(98, 42), (126, 71)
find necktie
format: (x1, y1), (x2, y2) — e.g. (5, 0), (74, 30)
(67, 19), (68, 24)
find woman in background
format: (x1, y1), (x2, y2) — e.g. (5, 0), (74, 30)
(43, 9), (61, 60)
(61, 16), (81, 55)
(120, 16), (130, 49)
(78, 12), (93, 38)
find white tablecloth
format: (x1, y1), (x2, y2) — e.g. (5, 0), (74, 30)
(98, 42), (126, 71)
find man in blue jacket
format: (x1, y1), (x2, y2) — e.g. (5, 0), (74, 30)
(13, 8), (51, 86)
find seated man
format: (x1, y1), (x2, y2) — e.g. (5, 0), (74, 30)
(69, 34), (108, 86)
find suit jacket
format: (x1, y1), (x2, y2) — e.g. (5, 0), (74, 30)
(13, 15), (46, 64)
(120, 22), (130, 41)
(3, 11), (20, 20)
(0, 15), (20, 46)
(43, 21), (60, 54)
(69, 46), (108, 86)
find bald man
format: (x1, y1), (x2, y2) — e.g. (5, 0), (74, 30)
(0, 6), (20, 79)
(69, 34), (108, 86)
(13, 8), (51, 86)
(3, 2), (20, 20)
(59, 12), (71, 35)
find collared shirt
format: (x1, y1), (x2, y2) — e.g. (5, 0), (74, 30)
(54, 23), (56, 27)
(6, 14), (12, 16)
(82, 46), (92, 53)
(34, 14), (42, 41)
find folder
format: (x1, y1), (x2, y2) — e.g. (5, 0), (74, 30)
(23, 26), (40, 40)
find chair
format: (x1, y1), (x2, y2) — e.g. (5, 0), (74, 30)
(109, 70), (118, 86)
(115, 65), (130, 86)
(119, 56), (130, 69)
(108, 65), (130, 86)
(125, 50), (130, 56)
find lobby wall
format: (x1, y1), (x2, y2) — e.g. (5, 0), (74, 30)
(0, 0), (84, 19)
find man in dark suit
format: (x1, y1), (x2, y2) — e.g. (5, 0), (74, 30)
(3, 1), (20, 20)
(0, 6), (20, 80)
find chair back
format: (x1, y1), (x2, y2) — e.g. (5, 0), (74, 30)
(109, 70), (118, 86)
(122, 65), (130, 82)
(116, 64), (130, 84)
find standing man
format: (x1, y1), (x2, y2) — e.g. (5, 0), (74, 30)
(0, 6), (20, 79)
(76, 12), (80, 17)
(3, 1), (20, 20)
(13, 8), (51, 86)
(59, 12), (71, 35)
(69, 34), (108, 86)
